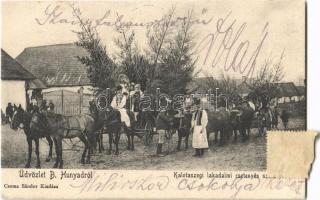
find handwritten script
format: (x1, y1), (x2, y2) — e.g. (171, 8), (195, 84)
(69, 172), (304, 198)
(35, 3), (272, 79)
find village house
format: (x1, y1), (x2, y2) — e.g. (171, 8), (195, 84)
(16, 43), (94, 115)
(275, 82), (301, 103)
(1, 49), (35, 109)
(296, 85), (306, 101)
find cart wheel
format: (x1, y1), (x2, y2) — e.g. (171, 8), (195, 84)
(144, 121), (153, 146)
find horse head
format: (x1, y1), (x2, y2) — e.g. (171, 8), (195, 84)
(10, 108), (25, 130)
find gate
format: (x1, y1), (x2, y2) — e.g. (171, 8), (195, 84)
(43, 90), (93, 116)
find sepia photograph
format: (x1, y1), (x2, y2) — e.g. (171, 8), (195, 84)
(1, 0), (305, 172)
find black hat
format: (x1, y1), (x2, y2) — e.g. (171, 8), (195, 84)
(116, 85), (123, 91)
(193, 98), (201, 106)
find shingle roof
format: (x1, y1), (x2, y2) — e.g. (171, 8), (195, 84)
(276, 82), (300, 97)
(1, 49), (35, 80)
(16, 43), (91, 87)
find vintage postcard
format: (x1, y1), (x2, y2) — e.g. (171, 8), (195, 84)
(1, 0), (311, 199)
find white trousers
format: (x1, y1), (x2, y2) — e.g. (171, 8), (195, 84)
(118, 108), (130, 127)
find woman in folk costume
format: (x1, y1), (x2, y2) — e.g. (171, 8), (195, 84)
(191, 98), (209, 157)
(111, 85), (131, 127)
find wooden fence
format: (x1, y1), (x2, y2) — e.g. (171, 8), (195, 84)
(43, 90), (93, 116)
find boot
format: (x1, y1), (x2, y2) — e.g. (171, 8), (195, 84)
(192, 149), (200, 157)
(200, 149), (204, 157)
(156, 144), (163, 155)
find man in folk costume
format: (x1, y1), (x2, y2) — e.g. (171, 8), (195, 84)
(155, 97), (172, 156)
(131, 84), (144, 121)
(111, 85), (131, 127)
(191, 98), (209, 157)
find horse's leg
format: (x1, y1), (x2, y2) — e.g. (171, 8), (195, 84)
(219, 129), (227, 146)
(185, 131), (189, 149)
(240, 128), (246, 142)
(233, 129), (237, 142)
(107, 132), (112, 155)
(53, 138), (59, 168)
(79, 135), (87, 164)
(126, 131), (131, 150)
(97, 134), (101, 153)
(131, 130), (134, 151)
(35, 138), (41, 168)
(177, 132), (182, 151)
(25, 137), (32, 168)
(100, 130), (104, 151)
(115, 132), (120, 155)
(57, 137), (63, 169)
(45, 136), (53, 162)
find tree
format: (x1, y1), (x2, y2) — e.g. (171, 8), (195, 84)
(146, 9), (197, 96)
(204, 72), (241, 107)
(72, 5), (118, 93)
(113, 19), (150, 91)
(247, 51), (285, 109)
(145, 7), (176, 93)
(160, 10), (198, 96)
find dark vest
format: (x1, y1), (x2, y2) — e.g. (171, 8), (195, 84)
(195, 110), (203, 126)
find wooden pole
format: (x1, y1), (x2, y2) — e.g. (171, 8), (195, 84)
(61, 89), (64, 114)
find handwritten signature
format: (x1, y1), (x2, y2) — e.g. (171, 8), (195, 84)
(35, 4), (213, 28)
(35, 4), (274, 78)
(69, 172), (170, 193)
(178, 177), (304, 198)
(69, 172), (304, 198)
(194, 12), (269, 78)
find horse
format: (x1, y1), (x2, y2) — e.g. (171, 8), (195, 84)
(256, 107), (277, 135)
(206, 108), (232, 145)
(170, 111), (193, 151)
(30, 111), (102, 168)
(230, 101), (256, 141)
(10, 108), (53, 168)
(94, 105), (139, 155)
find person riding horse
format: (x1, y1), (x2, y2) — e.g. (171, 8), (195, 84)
(111, 85), (131, 128)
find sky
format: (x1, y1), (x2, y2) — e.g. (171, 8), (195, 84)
(1, 0), (305, 85)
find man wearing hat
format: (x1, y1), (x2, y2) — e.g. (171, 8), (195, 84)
(191, 98), (209, 157)
(155, 97), (172, 156)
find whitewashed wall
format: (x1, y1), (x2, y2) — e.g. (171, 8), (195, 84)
(1, 80), (26, 109)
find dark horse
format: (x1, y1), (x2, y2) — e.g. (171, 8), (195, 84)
(30, 111), (102, 168)
(206, 108), (232, 145)
(94, 106), (136, 155)
(10, 108), (53, 168)
(170, 111), (193, 151)
(230, 101), (256, 141)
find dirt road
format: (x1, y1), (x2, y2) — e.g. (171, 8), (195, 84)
(1, 117), (305, 170)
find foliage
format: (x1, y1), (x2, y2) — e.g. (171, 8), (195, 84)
(247, 51), (285, 108)
(113, 20), (150, 91)
(72, 5), (118, 93)
(146, 9), (197, 95)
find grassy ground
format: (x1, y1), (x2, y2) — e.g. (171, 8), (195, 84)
(1, 117), (305, 170)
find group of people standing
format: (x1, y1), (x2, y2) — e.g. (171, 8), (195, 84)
(155, 98), (208, 157)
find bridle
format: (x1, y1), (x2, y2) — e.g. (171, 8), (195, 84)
(11, 111), (24, 130)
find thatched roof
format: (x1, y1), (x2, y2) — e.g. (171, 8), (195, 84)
(1, 49), (35, 80)
(296, 86), (306, 96)
(276, 82), (300, 97)
(16, 43), (91, 87)
(28, 78), (47, 89)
